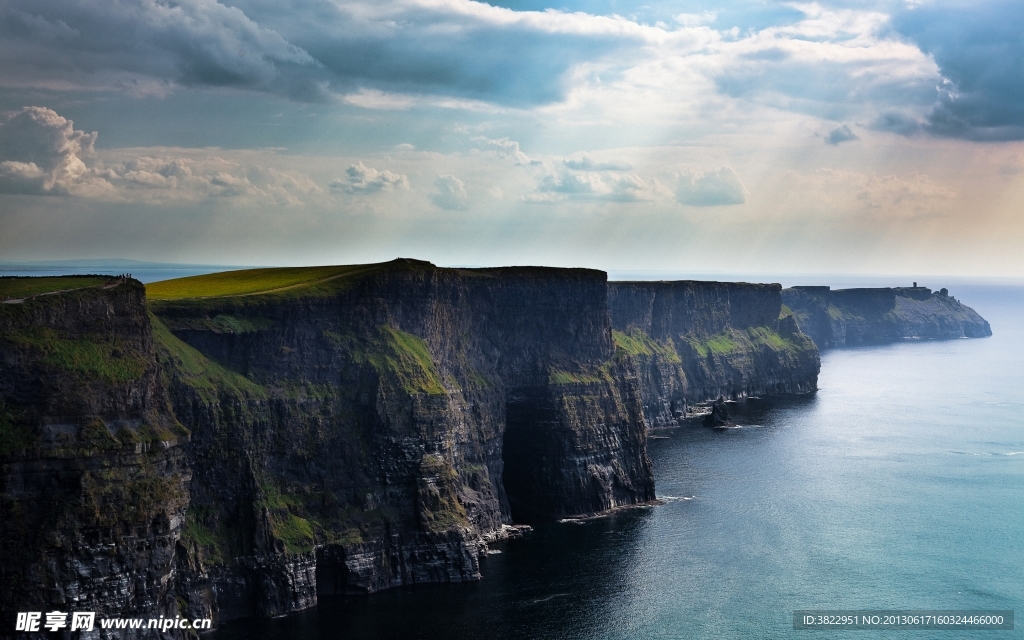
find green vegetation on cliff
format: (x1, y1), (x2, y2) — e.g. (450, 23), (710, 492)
(418, 454), (470, 533)
(330, 326), (446, 396)
(0, 276), (107, 299)
(3, 326), (149, 384)
(613, 328), (681, 363)
(151, 313), (265, 402)
(684, 326), (813, 359)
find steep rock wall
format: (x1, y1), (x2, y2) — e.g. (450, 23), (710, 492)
(608, 281), (820, 427)
(0, 280), (190, 639)
(150, 261), (654, 623)
(782, 285), (992, 348)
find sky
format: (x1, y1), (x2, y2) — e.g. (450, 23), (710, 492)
(0, 0), (1022, 277)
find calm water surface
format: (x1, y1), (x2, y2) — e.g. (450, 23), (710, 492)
(213, 284), (1024, 639)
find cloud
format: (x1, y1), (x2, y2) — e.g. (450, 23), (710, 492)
(0, 106), (322, 204)
(331, 161), (409, 193)
(0, 106), (104, 195)
(770, 169), (957, 220)
(562, 155), (633, 171)
(0, 0), (661, 107)
(891, 0), (1024, 140)
(824, 124), (859, 145)
(108, 156), (323, 205)
(474, 137), (531, 165)
(676, 168), (747, 206)
(430, 175), (468, 210)
(713, 4), (939, 121)
(872, 111), (924, 136)
(0, 0), (322, 100)
(854, 173), (956, 212)
(527, 164), (658, 203)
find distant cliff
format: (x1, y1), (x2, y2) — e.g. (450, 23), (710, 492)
(781, 285), (992, 349)
(608, 281), (820, 427)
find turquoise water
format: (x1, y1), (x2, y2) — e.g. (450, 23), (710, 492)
(213, 284), (1024, 639)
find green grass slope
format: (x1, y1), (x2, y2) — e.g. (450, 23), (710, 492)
(145, 263), (397, 300)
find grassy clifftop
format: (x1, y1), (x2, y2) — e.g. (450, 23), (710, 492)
(146, 260), (432, 300)
(0, 276), (109, 299)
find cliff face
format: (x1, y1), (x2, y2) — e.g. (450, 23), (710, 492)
(608, 281), (820, 427)
(781, 285), (992, 349)
(150, 261), (653, 622)
(2, 265), (829, 634)
(0, 279), (190, 638)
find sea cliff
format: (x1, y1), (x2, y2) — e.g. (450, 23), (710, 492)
(781, 285), (992, 348)
(1, 262), (657, 635)
(154, 260), (654, 622)
(1, 263), (831, 636)
(608, 281), (820, 427)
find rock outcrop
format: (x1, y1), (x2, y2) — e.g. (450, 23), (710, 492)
(0, 278), (190, 638)
(781, 285), (992, 349)
(607, 281), (820, 427)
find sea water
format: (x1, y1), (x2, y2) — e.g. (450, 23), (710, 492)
(206, 283), (1024, 639)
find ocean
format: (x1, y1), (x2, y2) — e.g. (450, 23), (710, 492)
(208, 282), (1023, 639)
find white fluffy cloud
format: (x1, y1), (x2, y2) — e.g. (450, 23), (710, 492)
(0, 106), (322, 204)
(563, 155), (633, 171)
(474, 137), (531, 165)
(331, 161), (409, 194)
(430, 175), (468, 210)
(526, 162), (661, 203)
(0, 106), (107, 196)
(676, 168), (748, 206)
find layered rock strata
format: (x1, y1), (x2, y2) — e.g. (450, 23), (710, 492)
(607, 281), (820, 427)
(0, 279), (190, 638)
(781, 285), (992, 349)
(154, 261), (654, 621)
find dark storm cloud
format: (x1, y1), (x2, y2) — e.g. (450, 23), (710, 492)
(0, 0), (323, 99)
(0, 0), (645, 107)
(228, 0), (648, 107)
(892, 0), (1024, 141)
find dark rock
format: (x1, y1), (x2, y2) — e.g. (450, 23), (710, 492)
(703, 396), (732, 427)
